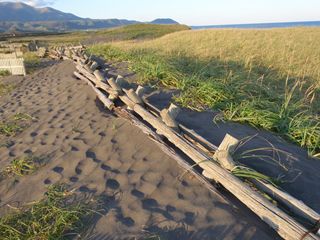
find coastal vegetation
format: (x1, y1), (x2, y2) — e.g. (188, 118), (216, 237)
(89, 27), (320, 157)
(9, 24), (189, 45)
(0, 184), (94, 240)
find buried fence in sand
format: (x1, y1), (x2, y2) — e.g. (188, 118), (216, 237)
(0, 58), (26, 76)
(0, 51), (23, 58)
(0, 45), (26, 76)
(50, 46), (320, 240)
(0, 42), (48, 76)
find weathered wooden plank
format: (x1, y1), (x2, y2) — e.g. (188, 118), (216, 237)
(213, 134), (239, 171)
(253, 179), (320, 226)
(73, 71), (114, 110)
(142, 99), (218, 151)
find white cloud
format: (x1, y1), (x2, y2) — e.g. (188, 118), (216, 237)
(0, 0), (56, 7)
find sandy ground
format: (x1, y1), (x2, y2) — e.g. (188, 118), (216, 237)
(0, 61), (280, 239)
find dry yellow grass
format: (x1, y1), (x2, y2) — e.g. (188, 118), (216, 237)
(112, 27), (320, 89)
(90, 27), (320, 156)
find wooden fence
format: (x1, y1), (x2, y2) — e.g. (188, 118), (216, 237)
(0, 51), (23, 59)
(50, 46), (320, 240)
(0, 58), (26, 76)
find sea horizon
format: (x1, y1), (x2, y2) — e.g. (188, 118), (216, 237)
(191, 20), (320, 29)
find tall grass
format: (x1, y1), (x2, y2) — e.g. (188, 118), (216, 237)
(89, 27), (320, 157)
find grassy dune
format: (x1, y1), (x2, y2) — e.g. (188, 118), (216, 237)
(9, 24), (190, 45)
(90, 24), (190, 42)
(89, 27), (320, 157)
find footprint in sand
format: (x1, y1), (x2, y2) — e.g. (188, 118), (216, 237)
(106, 179), (120, 190)
(79, 185), (96, 194)
(86, 150), (101, 163)
(52, 166), (64, 174)
(131, 189), (145, 199)
(101, 164), (111, 171)
(69, 176), (79, 183)
(44, 179), (51, 185)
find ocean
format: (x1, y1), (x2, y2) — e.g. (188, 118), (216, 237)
(191, 21), (320, 29)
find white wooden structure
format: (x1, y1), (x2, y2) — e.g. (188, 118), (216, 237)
(0, 58), (26, 76)
(0, 51), (23, 59)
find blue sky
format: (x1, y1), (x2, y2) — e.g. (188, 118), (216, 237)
(4, 0), (320, 25)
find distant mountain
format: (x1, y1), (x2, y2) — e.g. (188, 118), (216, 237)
(0, 19), (140, 33)
(150, 18), (179, 25)
(0, 2), (179, 33)
(0, 2), (81, 21)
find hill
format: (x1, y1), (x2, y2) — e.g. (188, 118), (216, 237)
(0, 2), (180, 33)
(82, 24), (190, 44)
(150, 18), (179, 25)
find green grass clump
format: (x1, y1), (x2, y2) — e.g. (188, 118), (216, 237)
(0, 70), (10, 77)
(23, 52), (41, 73)
(2, 156), (46, 177)
(0, 83), (15, 96)
(0, 184), (92, 240)
(0, 122), (23, 136)
(23, 52), (40, 66)
(231, 166), (280, 186)
(12, 113), (33, 121)
(88, 28), (320, 157)
(0, 113), (33, 136)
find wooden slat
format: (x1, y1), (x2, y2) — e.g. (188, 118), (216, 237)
(252, 179), (320, 226)
(73, 71), (114, 110)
